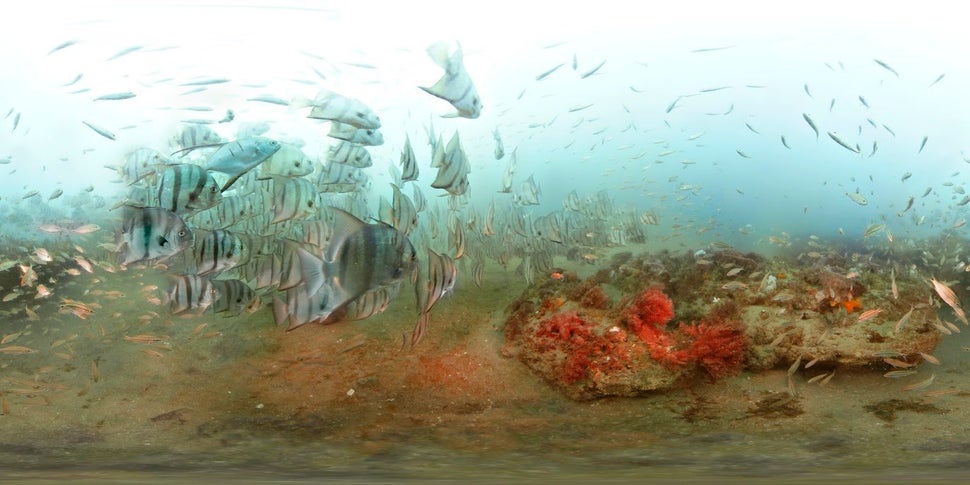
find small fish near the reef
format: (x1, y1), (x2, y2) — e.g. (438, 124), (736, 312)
(273, 208), (418, 330)
(828, 131), (860, 153)
(118, 207), (193, 266)
(930, 277), (968, 325)
(863, 223), (885, 239)
(420, 40), (482, 119)
(802, 113), (819, 139)
(845, 191), (868, 206)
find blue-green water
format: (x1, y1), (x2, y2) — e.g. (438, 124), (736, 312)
(2, 2), (969, 483)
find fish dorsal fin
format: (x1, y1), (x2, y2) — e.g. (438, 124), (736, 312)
(324, 207), (367, 264)
(170, 142), (225, 158)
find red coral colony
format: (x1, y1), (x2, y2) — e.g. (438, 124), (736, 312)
(510, 278), (749, 399)
(505, 249), (943, 401)
(624, 287), (748, 380)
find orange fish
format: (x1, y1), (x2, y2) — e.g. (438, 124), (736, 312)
(550, 272), (564, 280)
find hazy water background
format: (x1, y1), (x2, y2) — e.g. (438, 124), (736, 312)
(2, 1), (970, 483)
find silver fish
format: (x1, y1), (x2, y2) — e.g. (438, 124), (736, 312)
(828, 131), (860, 153)
(802, 113), (818, 139)
(94, 92), (136, 101)
(302, 88), (380, 129)
(420, 41), (481, 119)
(118, 207), (192, 266)
(580, 60), (606, 78)
(919, 135), (928, 154)
(48, 40), (77, 55)
(82, 121), (116, 140)
(873, 58), (899, 77)
(248, 95), (290, 106)
(107, 45), (142, 61)
(201, 137), (282, 191)
(535, 63), (564, 81)
(327, 122), (383, 146)
(180, 77), (230, 86)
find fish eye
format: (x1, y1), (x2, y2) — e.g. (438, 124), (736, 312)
(177, 230), (186, 237)
(366, 130), (373, 135)
(294, 161), (301, 167)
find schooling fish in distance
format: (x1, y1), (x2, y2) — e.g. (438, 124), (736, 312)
(82, 121), (116, 140)
(535, 63), (564, 81)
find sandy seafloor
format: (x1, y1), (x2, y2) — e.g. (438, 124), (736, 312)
(2, 241), (970, 484)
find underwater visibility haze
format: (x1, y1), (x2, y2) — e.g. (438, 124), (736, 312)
(2, 1), (970, 482)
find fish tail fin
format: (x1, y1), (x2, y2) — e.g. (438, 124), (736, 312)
(425, 41), (452, 70)
(296, 247), (326, 298)
(272, 296), (290, 327)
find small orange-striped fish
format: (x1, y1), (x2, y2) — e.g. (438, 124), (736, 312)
(857, 308), (883, 323)
(919, 352), (941, 365)
(883, 358), (915, 368)
(894, 307), (914, 333)
(903, 373), (935, 391)
(0, 345), (36, 354)
(930, 277), (968, 324)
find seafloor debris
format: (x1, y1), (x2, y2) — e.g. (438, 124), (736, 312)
(503, 248), (944, 400)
